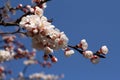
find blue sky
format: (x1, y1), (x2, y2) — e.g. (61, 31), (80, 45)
(1, 0), (120, 80)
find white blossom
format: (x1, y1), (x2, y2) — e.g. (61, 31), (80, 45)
(29, 8), (34, 13)
(24, 59), (37, 65)
(30, 20), (68, 50)
(19, 5), (68, 57)
(80, 39), (88, 50)
(64, 49), (74, 57)
(29, 72), (62, 80)
(26, 5), (31, 9)
(29, 73), (46, 79)
(83, 50), (93, 59)
(100, 45), (108, 54)
(42, 3), (47, 9)
(33, 28), (39, 34)
(18, 72), (24, 78)
(19, 15), (41, 30)
(34, 6), (43, 17)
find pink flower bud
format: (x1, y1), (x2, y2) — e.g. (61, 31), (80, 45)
(26, 5), (31, 9)
(90, 55), (100, 64)
(17, 4), (23, 8)
(22, 8), (28, 13)
(0, 66), (4, 73)
(30, 8), (34, 13)
(51, 56), (58, 63)
(43, 54), (49, 61)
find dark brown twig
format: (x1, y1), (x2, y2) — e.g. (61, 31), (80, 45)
(68, 45), (83, 54)
(0, 21), (18, 26)
(0, 26), (27, 35)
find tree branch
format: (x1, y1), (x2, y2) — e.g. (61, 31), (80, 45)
(68, 45), (83, 54)
(0, 26), (27, 35)
(0, 21), (18, 26)
(16, 12), (32, 23)
(68, 45), (106, 58)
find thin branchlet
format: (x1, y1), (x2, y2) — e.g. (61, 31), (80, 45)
(0, 26), (27, 35)
(68, 45), (106, 58)
(68, 45), (83, 54)
(0, 21), (18, 26)
(41, 0), (51, 3)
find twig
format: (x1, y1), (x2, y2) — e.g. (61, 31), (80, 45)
(22, 65), (29, 74)
(0, 26), (27, 35)
(16, 12), (32, 23)
(68, 45), (83, 54)
(0, 21), (18, 26)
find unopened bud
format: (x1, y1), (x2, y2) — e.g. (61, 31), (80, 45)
(90, 55), (100, 64)
(43, 54), (49, 61)
(64, 49), (74, 57)
(77, 39), (88, 50)
(51, 56), (58, 63)
(17, 4), (23, 8)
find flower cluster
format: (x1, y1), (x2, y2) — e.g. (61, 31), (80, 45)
(0, 35), (38, 63)
(19, 6), (68, 51)
(19, 4), (69, 63)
